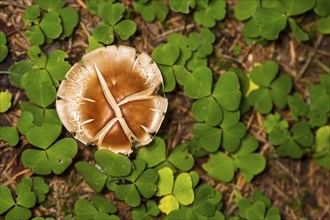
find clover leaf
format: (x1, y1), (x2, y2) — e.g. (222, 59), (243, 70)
(0, 90), (12, 113)
(237, 189), (281, 220)
(213, 71), (241, 111)
(133, 0), (169, 22)
(194, 0), (226, 28)
(313, 126), (330, 170)
(234, 0), (259, 21)
(263, 113), (289, 134)
(233, 135), (266, 181)
(188, 29), (215, 58)
(192, 96), (223, 126)
(19, 102), (61, 128)
(0, 178), (48, 220)
(75, 162), (108, 192)
(74, 195), (118, 220)
(167, 144), (194, 171)
(169, 0), (195, 14)
(0, 126), (19, 147)
(248, 61), (292, 114)
(192, 123), (222, 153)
(157, 168), (194, 214)
(203, 152), (235, 182)
(95, 149), (132, 177)
(9, 60), (33, 89)
(91, 2), (136, 44)
(280, 0), (315, 16)
(308, 84), (330, 127)
(0, 185), (15, 215)
(192, 184), (223, 217)
(287, 93), (309, 121)
(22, 137), (78, 175)
(132, 200), (160, 220)
(314, 0), (330, 17)
(137, 137), (167, 167)
(167, 33), (192, 65)
(318, 15), (330, 34)
(114, 160), (158, 207)
(152, 43), (180, 92)
(24, 1), (78, 45)
(269, 122), (314, 159)
(174, 66), (213, 99)
(0, 31), (8, 62)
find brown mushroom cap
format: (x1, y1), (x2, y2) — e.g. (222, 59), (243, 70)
(56, 45), (168, 155)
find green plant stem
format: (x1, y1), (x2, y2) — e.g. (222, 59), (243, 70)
(0, 71), (10, 74)
(316, 60), (330, 73)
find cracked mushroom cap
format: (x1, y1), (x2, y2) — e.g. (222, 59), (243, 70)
(56, 45), (168, 155)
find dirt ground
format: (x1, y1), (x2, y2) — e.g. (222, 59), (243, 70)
(0, 0), (329, 219)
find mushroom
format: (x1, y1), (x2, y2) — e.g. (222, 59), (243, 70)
(56, 45), (168, 155)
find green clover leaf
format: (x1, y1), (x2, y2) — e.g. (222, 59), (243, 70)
(31, 177), (50, 203)
(314, 0), (330, 16)
(26, 123), (62, 149)
(234, 0), (259, 21)
(280, 0), (315, 16)
(23, 5), (40, 25)
(172, 173), (194, 205)
(9, 60), (33, 88)
(0, 185), (15, 214)
(169, 0), (195, 14)
(313, 126), (330, 170)
(167, 33), (192, 65)
(99, 2), (125, 26)
(194, 0), (226, 28)
(222, 122), (247, 153)
(74, 195), (118, 220)
(75, 162), (108, 192)
(114, 19), (137, 40)
(192, 184), (223, 217)
(152, 43), (180, 92)
(174, 66), (213, 99)
(0, 90), (12, 113)
(21, 138), (78, 175)
(92, 25), (114, 44)
(320, 19), (330, 39)
(5, 206), (32, 220)
(168, 143), (194, 172)
(249, 61), (292, 114)
(39, 11), (62, 39)
(287, 93), (309, 120)
(0, 126), (19, 147)
(46, 50), (71, 85)
(136, 137), (166, 168)
(202, 152), (235, 182)
(0, 31), (9, 62)
(59, 7), (79, 39)
(253, 7), (287, 40)
(213, 71), (241, 111)
(133, 0), (169, 22)
(188, 29), (215, 58)
(192, 96), (223, 126)
(115, 184), (141, 207)
(192, 123), (222, 153)
(34, 0), (66, 12)
(288, 18), (309, 41)
(95, 149), (132, 177)
(132, 201), (160, 220)
(263, 113), (289, 134)
(25, 26), (45, 46)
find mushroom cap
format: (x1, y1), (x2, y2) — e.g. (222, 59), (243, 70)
(56, 45), (168, 155)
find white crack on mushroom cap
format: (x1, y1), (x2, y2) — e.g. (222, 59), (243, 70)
(56, 45), (168, 155)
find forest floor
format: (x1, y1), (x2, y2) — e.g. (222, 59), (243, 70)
(0, 0), (329, 220)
